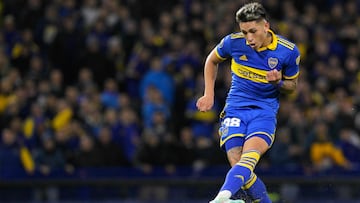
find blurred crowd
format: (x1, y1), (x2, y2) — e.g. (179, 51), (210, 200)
(0, 0), (360, 180)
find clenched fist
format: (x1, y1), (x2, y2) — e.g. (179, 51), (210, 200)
(196, 95), (214, 112)
(266, 69), (282, 85)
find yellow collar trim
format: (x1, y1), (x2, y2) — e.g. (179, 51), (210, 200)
(256, 30), (278, 52)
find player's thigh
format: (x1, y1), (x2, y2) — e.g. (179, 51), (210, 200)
(218, 107), (248, 164)
(219, 114), (247, 151)
(244, 114), (276, 154)
(243, 137), (269, 155)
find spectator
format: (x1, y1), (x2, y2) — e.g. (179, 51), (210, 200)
(33, 134), (67, 202)
(96, 126), (130, 167)
(173, 63), (196, 131)
(125, 45), (150, 99)
(22, 103), (45, 149)
(48, 13), (85, 85)
(139, 56), (175, 105)
(0, 128), (24, 174)
(80, 0), (100, 29)
(73, 135), (102, 168)
(269, 127), (304, 167)
(34, 135), (66, 175)
(79, 35), (114, 87)
(142, 85), (171, 129)
(100, 78), (119, 109)
(25, 55), (48, 84)
(135, 130), (175, 174)
(33, 4), (59, 50)
(309, 121), (352, 172)
(76, 67), (97, 93)
(174, 126), (196, 166)
(116, 106), (141, 164)
(48, 69), (64, 97)
(10, 29), (40, 73)
(339, 128), (360, 165)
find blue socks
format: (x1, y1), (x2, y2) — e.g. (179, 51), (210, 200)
(220, 164), (252, 194)
(219, 151), (261, 195)
(245, 174), (271, 203)
(217, 150), (270, 202)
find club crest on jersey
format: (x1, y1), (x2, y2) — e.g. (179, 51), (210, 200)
(268, 57), (278, 69)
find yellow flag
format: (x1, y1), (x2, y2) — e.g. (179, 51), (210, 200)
(20, 147), (35, 173)
(23, 118), (34, 138)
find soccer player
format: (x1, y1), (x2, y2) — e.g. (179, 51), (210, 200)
(196, 2), (300, 203)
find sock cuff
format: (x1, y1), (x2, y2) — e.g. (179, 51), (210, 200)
(236, 150), (261, 171)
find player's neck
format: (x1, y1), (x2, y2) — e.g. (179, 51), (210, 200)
(262, 32), (273, 48)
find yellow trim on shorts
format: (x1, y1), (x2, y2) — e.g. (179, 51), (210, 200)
(247, 131), (275, 146)
(220, 133), (245, 147)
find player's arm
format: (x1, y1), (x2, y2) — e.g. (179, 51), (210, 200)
(277, 77), (298, 94)
(203, 49), (223, 97)
(266, 69), (298, 94)
(196, 49), (224, 112)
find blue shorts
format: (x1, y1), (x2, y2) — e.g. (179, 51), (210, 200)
(218, 105), (276, 151)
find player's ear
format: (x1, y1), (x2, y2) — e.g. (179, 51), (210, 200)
(263, 20), (270, 32)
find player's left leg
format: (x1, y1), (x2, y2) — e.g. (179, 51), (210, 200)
(211, 107), (273, 203)
(211, 137), (268, 201)
(213, 110), (275, 202)
(240, 114), (275, 203)
(243, 173), (271, 203)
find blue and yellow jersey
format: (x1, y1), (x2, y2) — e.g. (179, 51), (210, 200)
(215, 30), (300, 114)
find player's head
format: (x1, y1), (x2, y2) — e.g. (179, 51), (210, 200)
(236, 2), (270, 50)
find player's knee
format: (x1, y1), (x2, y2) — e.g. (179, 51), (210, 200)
(244, 136), (272, 155)
(226, 146), (243, 166)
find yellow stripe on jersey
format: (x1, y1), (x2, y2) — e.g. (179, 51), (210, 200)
(215, 49), (227, 60)
(284, 71), (299, 79)
(231, 60), (268, 83)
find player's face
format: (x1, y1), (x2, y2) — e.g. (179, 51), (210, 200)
(239, 19), (270, 50)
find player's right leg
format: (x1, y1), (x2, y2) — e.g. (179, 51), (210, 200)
(210, 106), (249, 203)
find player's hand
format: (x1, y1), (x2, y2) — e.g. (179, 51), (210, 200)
(196, 95), (214, 112)
(266, 69), (282, 85)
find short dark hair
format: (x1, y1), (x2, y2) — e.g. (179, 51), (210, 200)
(236, 2), (267, 23)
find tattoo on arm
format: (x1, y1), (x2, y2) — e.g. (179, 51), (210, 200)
(279, 78), (297, 94)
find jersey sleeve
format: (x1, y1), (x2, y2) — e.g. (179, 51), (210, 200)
(283, 46), (300, 79)
(215, 35), (232, 60)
